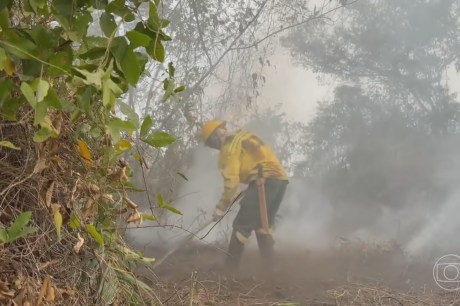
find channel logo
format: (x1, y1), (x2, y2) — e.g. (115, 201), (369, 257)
(433, 254), (460, 291)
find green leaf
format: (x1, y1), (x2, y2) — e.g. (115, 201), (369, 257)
(146, 40), (165, 62)
(142, 131), (176, 148)
(0, 98), (22, 121)
(164, 204), (183, 215)
(0, 79), (13, 107)
(73, 67), (103, 88)
(0, 47), (5, 70)
(119, 101), (139, 127)
(140, 213), (156, 222)
(44, 88), (63, 109)
(20, 82), (36, 108)
(135, 51), (148, 72)
(29, 0), (46, 14)
(117, 139), (132, 151)
(36, 79), (49, 103)
(0, 140), (21, 150)
(120, 47), (141, 85)
(159, 19), (170, 28)
(168, 62), (175, 78)
(79, 47), (106, 60)
(126, 30), (152, 48)
(22, 59), (41, 77)
(70, 11), (92, 42)
(110, 36), (128, 60)
(0, 228), (8, 243)
(40, 117), (59, 138)
(0, 8), (9, 30)
(107, 118), (137, 143)
(34, 97), (48, 126)
(2, 29), (38, 59)
(8, 211), (33, 240)
(85, 224), (104, 246)
(162, 79), (175, 102)
(52, 0), (73, 18)
(157, 193), (164, 207)
(33, 127), (51, 142)
(0, 0), (12, 11)
(100, 12), (117, 37)
(149, 1), (158, 19)
(140, 115), (152, 138)
(177, 172), (188, 181)
(174, 85), (185, 93)
(69, 212), (81, 230)
(16, 226), (38, 239)
(54, 210), (62, 241)
(49, 48), (73, 77)
(102, 79), (120, 108)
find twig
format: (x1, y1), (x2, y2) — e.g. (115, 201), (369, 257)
(240, 281), (265, 297)
(183, 0), (270, 99)
(382, 296), (404, 306)
(189, 271), (197, 306)
(191, 0), (213, 66)
(230, 0), (359, 51)
(200, 191), (244, 239)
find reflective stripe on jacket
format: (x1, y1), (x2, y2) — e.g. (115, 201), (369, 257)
(216, 130), (288, 211)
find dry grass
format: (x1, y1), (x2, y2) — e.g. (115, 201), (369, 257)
(0, 110), (93, 305)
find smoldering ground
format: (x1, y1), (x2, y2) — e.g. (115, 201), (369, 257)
(125, 118), (460, 300)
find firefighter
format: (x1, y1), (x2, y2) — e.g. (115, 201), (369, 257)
(200, 120), (289, 275)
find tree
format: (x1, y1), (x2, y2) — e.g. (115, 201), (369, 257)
(281, 0), (460, 241)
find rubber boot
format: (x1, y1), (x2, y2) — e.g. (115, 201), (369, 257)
(223, 230), (245, 277)
(256, 232), (275, 278)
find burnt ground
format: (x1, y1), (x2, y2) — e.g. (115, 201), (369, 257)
(135, 239), (460, 305)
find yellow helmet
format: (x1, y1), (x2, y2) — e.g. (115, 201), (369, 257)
(200, 120), (226, 141)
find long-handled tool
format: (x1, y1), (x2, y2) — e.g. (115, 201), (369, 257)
(153, 219), (213, 269)
(257, 164), (270, 233)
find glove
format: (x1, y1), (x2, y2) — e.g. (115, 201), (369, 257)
(212, 208), (225, 222)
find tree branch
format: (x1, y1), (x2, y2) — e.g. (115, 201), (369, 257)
(184, 0), (270, 99)
(191, 0), (213, 67)
(229, 0), (359, 51)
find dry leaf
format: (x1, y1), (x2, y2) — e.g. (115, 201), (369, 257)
(0, 280), (14, 298)
(108, 167), (128, 182)
(46, 284), (55, 302)
(23, 301), (31, 306)
(123, 197), (138, 209)
(14, 275), (25, 290)
(4, 56), (15, 75)
(37, 276), (51, 306)
(126, 209), (142, 224)
(87, 183), (100, 194)
(82, 197), (96, 220)
(77, 139), (92, 168)
(74, 232), (84, 253)
(12, 288), (25, 306)
(37, 259), (60, 271)
(33, 158), (48, 174)
(101, 193), (114, 203)
(68, 178), (80, 208)
(45, 181), (56, 208)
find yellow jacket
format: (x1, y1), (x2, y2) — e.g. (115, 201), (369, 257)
(216, 130), (288, 211)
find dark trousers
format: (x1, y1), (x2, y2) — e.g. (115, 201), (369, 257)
(224, 179), (288, 272)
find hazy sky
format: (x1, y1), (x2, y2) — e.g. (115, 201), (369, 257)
(259, 50), (331, 123)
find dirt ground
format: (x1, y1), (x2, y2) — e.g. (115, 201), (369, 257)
(137, 239), (460, 305)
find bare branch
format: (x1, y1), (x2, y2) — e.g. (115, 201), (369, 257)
(185, 0), (270, 99)
(191, 0), (213, 66)
(230, 0), (359, 51)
